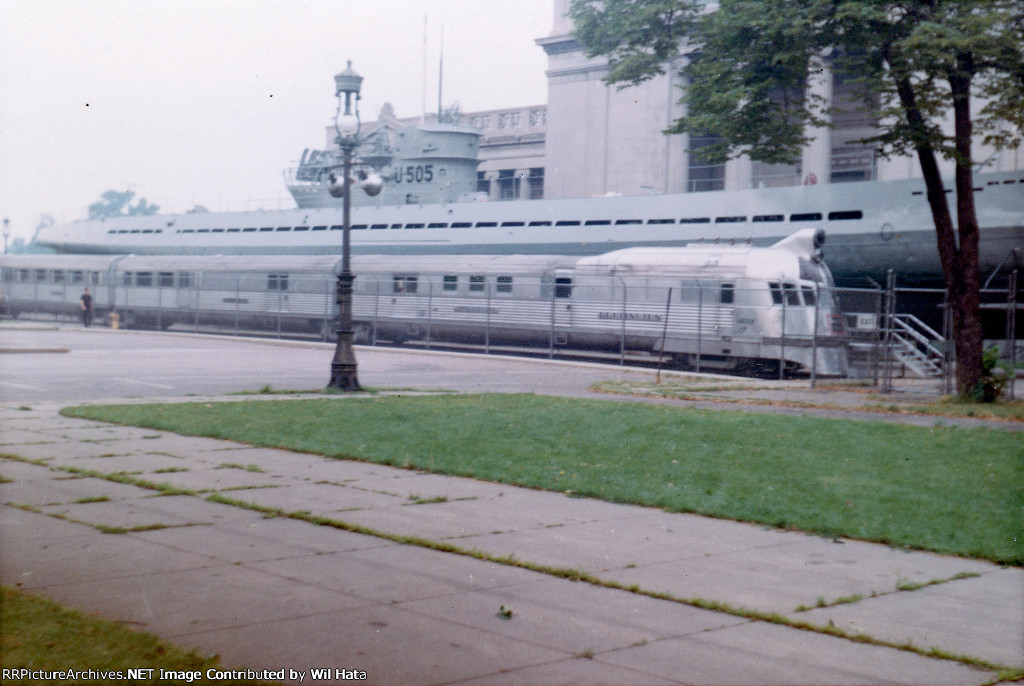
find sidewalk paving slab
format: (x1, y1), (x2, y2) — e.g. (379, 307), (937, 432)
(2, 352), (1020, 685)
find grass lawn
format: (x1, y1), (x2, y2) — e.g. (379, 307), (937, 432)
(62, 394), (1023, 565)
(0, 587), (279, 685)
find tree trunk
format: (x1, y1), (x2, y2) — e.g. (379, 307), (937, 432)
(890, 65), (984, 397)
(947, 60), (984, 397)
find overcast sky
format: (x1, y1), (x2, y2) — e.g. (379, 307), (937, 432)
(0, 0), (553, 243)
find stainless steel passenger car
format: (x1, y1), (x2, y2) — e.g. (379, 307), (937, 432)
(0, 229), (848, 376)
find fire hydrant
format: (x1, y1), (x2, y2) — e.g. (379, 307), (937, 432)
(109, 312), (120, 330)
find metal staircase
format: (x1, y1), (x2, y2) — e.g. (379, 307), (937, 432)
(886, 314), (946, 378)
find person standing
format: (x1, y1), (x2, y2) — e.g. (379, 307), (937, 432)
(80, 287), (93, 327)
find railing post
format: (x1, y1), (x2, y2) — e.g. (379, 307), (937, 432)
(619, 279), (627, 366)
(234, 277), (241, 336)
(656, 287), (673, 383)
(695, 279), (703, 374)
(485, 281), (491, 354)
(549, 289), (555, 360)
(371, 279), (380, 346)
(881, 270), (895, 393)
(1008, 270), (1018, 401)
(810, 283), (820, 387)
(426, 280), (433, 349)
(779, 286), (786, 381)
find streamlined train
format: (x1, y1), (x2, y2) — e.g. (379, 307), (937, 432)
(0, 229), (849, 376)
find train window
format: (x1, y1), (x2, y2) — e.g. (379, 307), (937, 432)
(827, 210), (863, 221)
(584, 219), (611, 226)
(158, 272), (174, 287)
(451, 222), (472, 228)
(469, 275), (485, 292)
(179, 272), (193, 288)
(801, 286), (816, 306)
(528, 220), (552, 227)
(790, 212), (822, 222)
(136, 272), (153, 287)
(70, 271), (84, 283)
(91, 271), (102, 285)
(35, 269), (47, 282)
(720, 283), (734, 304)
(268, 274), (289, 291)
(123, 272), (132, 286)
(647, 218), (676, 225)
(784, 283), (799, 305)
(680, 217), (711, 224)
(496, 276), (513, 293)
(753, 214), (784, 223)
(769, 282), (783, 304)
(555, 277), (573, 298)
(392, 275), (418, 293)
(19, 269), (30, 282)
(555, 220), (581, 226)
(714, 216), (747, 223)
(53, 270), (65, 283)
(443, 275), (458, 291)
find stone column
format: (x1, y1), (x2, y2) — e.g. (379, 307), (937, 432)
(801, 56), (833, 186)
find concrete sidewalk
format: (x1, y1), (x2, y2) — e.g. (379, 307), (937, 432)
(1, 397), (1019, 685)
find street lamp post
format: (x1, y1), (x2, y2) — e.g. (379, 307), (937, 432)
(2, 218), (9, 254)
(327, 61), (364, 391)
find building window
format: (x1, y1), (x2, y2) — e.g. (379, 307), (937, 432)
(687, 134), (726, 193)
(529, 109), (546, 127)
(528, 168), (544, 199)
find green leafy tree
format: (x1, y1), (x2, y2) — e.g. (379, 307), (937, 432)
(569, 0), (1024, 397)
(87, 190), (160, 219)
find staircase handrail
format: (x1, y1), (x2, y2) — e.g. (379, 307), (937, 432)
(891, 314), (944, 359)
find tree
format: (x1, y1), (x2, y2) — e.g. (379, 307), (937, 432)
(569, 0), (1024, 397)
(87, 190), (160, 219)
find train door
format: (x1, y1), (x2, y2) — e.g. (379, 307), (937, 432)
(176, 271), (198, 319)
(716, 281), (735, 338)
(551, 269), (573, 343)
